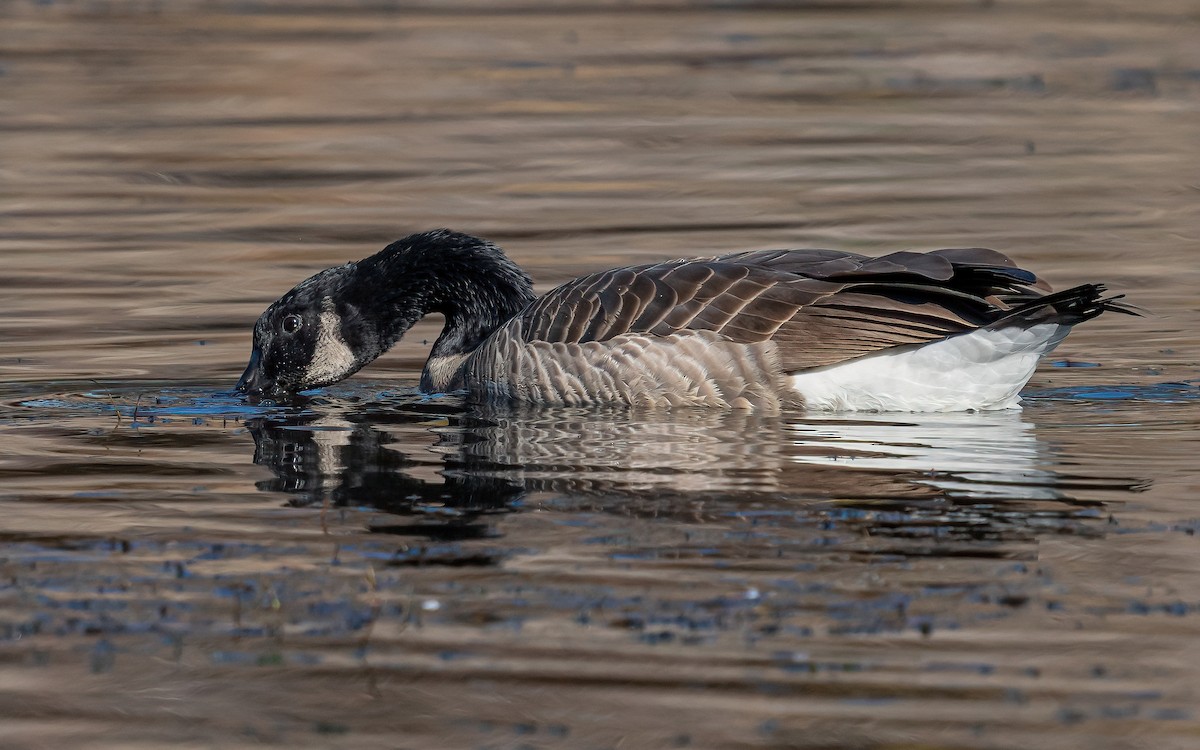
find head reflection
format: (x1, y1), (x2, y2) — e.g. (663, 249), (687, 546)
(246, 407), (523, 542)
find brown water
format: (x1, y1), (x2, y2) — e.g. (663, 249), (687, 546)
(2, 2), (1200, 748)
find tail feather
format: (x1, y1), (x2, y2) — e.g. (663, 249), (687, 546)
(993, 283), (1140, 328)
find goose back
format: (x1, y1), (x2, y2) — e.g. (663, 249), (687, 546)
(458, 247), (1063, 408)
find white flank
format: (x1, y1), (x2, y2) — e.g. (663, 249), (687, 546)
(304, 299), (357, 386)
(788, 323), (1071, 412)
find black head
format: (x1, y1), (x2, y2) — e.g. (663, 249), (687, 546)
(236, 230), (536, 403)
(236, 262), (381, 402)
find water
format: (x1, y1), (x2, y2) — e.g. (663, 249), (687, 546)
(2, 2), (1199, 747)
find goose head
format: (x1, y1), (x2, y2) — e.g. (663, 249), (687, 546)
(236, 262), (384, 402)
(236, 230), (535, 403)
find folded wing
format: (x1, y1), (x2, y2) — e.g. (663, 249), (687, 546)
(514, 247), (1059, 371)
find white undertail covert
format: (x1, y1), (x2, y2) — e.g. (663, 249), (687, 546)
(787, 323), (1070, 412)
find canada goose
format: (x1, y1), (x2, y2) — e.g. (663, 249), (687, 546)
(236, 229), (1131, 411)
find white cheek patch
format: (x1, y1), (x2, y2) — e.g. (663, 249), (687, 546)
(304, 301), (357, 386)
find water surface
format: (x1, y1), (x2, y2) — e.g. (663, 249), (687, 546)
(2, 2), (1199, 748)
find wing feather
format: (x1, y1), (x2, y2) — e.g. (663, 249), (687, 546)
(633, 274), (684, 333)
(511, 246), (1054, 372)
(590, 271), (658, 341)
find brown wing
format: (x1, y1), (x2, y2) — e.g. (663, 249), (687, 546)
(516, 247), (1054, 371)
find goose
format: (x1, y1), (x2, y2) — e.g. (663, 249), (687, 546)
(235, 229), (1131, 411)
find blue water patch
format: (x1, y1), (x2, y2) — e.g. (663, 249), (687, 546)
(9, 381), (435, 424)
(1026, 381), (1200, 403)
(1050, 359), (1101, 368)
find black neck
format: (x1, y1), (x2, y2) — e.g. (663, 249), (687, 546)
(352, 230), (536, 363)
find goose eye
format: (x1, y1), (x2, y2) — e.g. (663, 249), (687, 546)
(281, 314), (303, 334)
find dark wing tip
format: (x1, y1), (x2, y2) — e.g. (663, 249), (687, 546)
(1003, 282), (1141, 325)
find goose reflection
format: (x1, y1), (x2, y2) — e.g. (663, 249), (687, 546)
(245, 397), (1141, 544)
(248, 402), (524, 542)
(786, 411), (1065, 500)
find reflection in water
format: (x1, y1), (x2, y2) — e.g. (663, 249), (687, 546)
(788, 411), (1062, 500)
(450, 405), (791, 495)
(247, 400), (1145, 546)
(248, 405), (524, 543)
(0, 382), (1180, 748)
